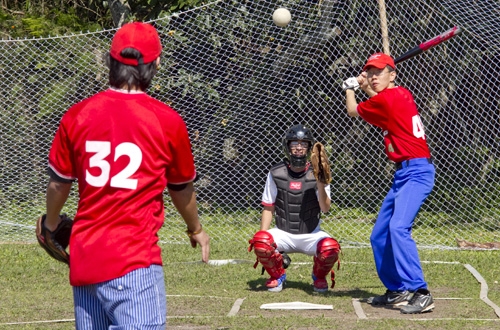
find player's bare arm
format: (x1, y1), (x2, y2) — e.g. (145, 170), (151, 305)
(45, 178), (72, 232)
(316, 183), (331, 213)
(260, 205), (274, 231)
(345, 89), (359, 117)
(168, 182), (210, 263)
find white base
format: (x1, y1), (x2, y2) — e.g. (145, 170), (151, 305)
(260, 302), (333, 310)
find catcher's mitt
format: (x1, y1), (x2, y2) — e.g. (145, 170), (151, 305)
(36, 214), (73, 265)
(310, 142), (332, 184)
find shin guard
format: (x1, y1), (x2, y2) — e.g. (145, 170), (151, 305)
(313, 237), (341, 288)
(248, 230), (285, 281)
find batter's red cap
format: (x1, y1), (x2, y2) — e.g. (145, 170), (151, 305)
(363, 52), (395, 71)
(110, 22), (162, 66)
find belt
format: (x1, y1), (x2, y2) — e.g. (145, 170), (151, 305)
(395, 157), (433, 171)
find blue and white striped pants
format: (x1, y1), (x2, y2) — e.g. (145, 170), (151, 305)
(73, 265), (167, 330)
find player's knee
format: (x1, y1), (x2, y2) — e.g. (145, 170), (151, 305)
(316, 237), (340, 261)
(388, 223), (410, 239)
(250, 230), (277, 258)
(252, 230), (275, 245)
(317, 237), (340, 254)
(370, 225), (391, 246)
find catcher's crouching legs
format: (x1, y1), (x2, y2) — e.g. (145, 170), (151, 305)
(312, 237), (340, 292)
(248, 230), (286, 292)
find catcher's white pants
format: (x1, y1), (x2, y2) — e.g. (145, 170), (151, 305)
(268, 226), (332, 255)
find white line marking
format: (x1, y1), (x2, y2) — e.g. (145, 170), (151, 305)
(167, 294), (233, 299)
(167, 259), (253, 266)
(352, 298), (367, 319)
(464, 264), (500, 318)
(0, 319), (74, 325)
(227, 298), (245, 316)
(207, 259), (253, 266)
(0, 221), (35, 229)
(407, 318), (500, 322)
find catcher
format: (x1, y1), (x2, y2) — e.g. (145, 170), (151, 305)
(248, 124), (340, 293)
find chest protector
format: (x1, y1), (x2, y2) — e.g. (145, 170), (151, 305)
(270, 162), (321, 234)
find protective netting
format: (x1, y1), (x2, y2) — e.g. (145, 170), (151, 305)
(0, 0), (499, 248)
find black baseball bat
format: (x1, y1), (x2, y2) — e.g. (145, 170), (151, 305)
(394, 26), (462, 64)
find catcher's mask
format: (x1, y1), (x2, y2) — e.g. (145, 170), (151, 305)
(283, 124), (314, 167)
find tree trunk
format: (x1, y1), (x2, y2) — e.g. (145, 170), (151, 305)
(109, 0), (131, 27)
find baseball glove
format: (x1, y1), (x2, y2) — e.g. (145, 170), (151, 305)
(310, 142), (332, 184)
(36, 214), (73, 265)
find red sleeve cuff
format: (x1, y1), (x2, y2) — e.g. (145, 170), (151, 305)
(261, 202), (274, 207)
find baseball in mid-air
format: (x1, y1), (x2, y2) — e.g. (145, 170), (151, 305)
(272, 8), (291, 27)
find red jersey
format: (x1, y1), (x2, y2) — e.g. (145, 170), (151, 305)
(356, 86), (431, 162)
(48, 88), (196, 286)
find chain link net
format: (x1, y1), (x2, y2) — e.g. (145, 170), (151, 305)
(0, 0), (498, 248)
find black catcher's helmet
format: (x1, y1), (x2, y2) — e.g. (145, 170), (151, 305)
(283, 124), (314, 167)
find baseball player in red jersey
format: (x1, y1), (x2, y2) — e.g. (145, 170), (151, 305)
(42, 22), (210, 328)
(248, 125), (340, 293)
(343, 53), (435, 314)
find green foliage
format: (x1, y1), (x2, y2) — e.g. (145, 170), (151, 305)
(168, 0), (205, 12)
(53, 8), (100, 31)
(1, 1), (207, 38)
(21, 16), (52, 37)
(128, 0), (206, 20)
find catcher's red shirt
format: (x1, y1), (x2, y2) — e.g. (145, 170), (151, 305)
(356, 86), (431, 162)
(49, 88), (196, 286)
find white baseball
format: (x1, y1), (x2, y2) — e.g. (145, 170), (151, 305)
(272, 8), (291, 27)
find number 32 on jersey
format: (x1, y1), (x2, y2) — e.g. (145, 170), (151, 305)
(412, 115), (426, 139)
(85, 141), (142, 189)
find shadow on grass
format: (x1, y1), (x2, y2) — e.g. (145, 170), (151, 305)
(246, 278), (374, 298)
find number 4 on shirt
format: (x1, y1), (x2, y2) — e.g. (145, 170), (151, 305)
(412, 115), (426, 139)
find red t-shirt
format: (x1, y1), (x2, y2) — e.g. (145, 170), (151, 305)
(356, 86), (431, 162)
(48, 89), (196, 286)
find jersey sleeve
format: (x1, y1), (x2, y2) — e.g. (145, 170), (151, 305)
(165, 117), (197, 184)
(357, 93), (390, 128)
(261, 172), (277, 206)
(48, 118), (76, 181)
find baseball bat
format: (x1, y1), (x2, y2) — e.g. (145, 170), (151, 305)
(394, 26), (462, 64)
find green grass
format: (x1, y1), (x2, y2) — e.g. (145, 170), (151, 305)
(2, 203), (499, 247)
(1, 243), (500, 329)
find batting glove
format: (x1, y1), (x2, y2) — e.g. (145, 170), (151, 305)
(342, 77), (359, 91)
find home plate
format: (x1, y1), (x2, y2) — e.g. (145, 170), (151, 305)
(260, 302), (333, 310)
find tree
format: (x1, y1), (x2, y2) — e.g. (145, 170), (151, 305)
(0, 0), (207, 38)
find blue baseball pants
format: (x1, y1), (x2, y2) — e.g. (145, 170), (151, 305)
(370, 158), (435, 292)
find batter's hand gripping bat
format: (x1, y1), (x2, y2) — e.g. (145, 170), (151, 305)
(394, 26), (462, 64)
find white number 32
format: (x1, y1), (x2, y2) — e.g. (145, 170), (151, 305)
(85, 141), (142, 189)
(412, 115), (426, 139)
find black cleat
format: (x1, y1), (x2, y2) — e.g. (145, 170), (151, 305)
(367, 290), (410, 306)
(400, 289), (435, 314)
